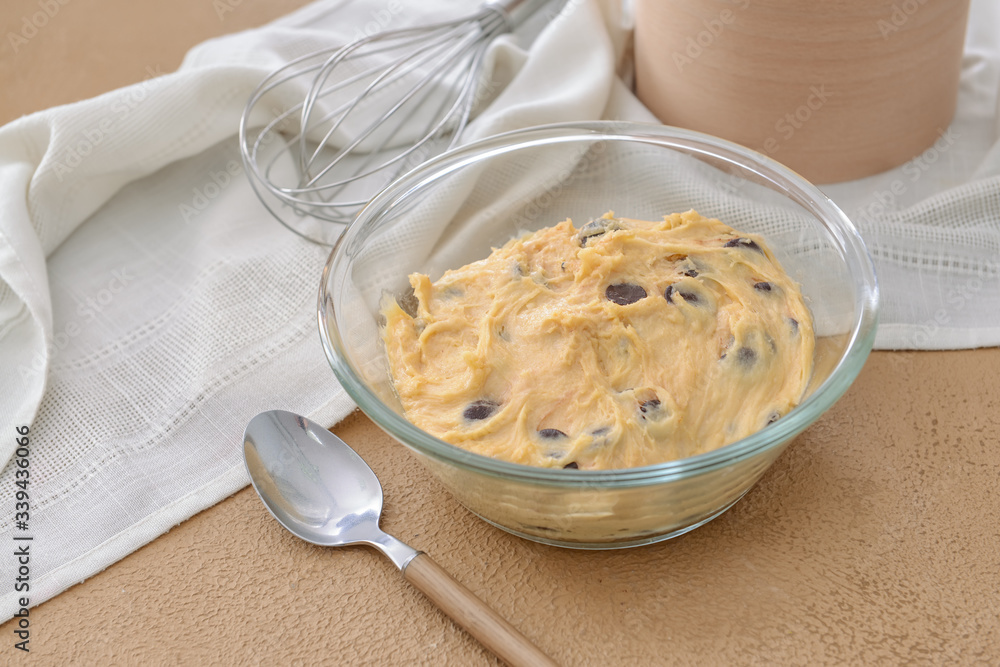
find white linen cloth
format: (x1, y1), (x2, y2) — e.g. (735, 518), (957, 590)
(0, 0), (997, 620)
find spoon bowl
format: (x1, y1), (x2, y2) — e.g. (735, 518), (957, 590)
(244, 410), (415, 567)
(243, 410), (556, 667)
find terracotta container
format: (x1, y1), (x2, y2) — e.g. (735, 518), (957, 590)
(634, 0), (970, 183)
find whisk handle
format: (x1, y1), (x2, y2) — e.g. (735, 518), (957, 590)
(483, 0), (552, 31)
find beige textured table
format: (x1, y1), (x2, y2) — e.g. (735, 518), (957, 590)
(2, 1), (999, 664)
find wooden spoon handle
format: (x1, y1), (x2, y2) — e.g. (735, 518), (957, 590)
(403, 553), (558, 667)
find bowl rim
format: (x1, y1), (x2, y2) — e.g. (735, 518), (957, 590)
(318, 120), (879, 487)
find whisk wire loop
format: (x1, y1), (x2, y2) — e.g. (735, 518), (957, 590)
(239, 0), (546, 244)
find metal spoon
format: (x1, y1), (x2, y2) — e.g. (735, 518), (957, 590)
(243, 409), (557, 667)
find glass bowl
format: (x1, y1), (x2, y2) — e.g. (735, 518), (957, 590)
(318, 121), (878, 549)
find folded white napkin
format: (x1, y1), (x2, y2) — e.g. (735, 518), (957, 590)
(0, 0), (997, 620)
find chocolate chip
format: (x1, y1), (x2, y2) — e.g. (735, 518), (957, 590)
(724, 237), (762, 252)
(639, 398), (665, 422)
(606, 283), (647, 305)
(463, 400), (499, 421)
(719, 334), (735, 360)
(789, 318), (799, 333)
(664, 285), (699, 304)
(639, 399), (661, 414)
(524, 524), (557, 532)
(578, 217), (622, 246)
(683, 268), (699, 277)
(767, 412), (781, 425)
(589, 426), (613, 448)
(753, 281), (772, 292)
(736, 347), (757, 365)
(538, 428), (567, 439)
(563, 461), (579, 469)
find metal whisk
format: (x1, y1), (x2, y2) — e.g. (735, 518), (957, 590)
(239, 0), (549, 244)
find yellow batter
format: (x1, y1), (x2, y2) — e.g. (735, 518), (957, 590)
(381, 210), (814, 470)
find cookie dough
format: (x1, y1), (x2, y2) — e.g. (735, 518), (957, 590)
(381, 210), (814, 470)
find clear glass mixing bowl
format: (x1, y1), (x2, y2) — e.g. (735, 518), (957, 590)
(319, 121), (879, 549)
